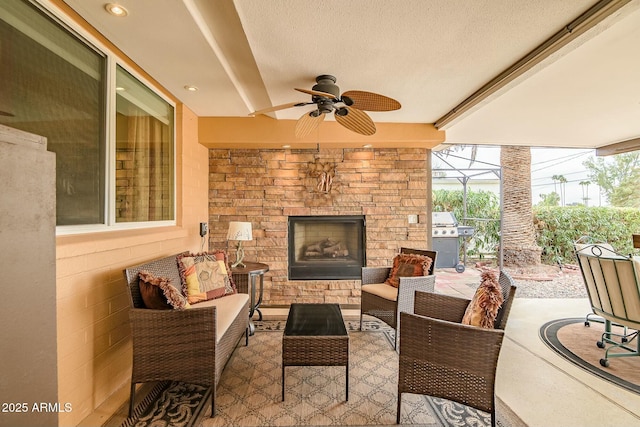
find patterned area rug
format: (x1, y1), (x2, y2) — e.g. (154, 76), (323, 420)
(540, 317), (640, 394)
(199, 318), (524, 427)
(104, 318), (524, 427)
(104, 380), (210, 427)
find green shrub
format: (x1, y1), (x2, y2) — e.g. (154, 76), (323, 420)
(432, 189), (640, 264)
(533, 206), (640, 264)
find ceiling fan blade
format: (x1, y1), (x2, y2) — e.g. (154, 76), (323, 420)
(295, 111), (325, 138)
(249, 101), (305, 116)
(294, 88), (338, 99)
(341, 90), (401, 112)
(335, 107), (376, 136)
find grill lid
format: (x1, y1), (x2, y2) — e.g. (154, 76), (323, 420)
(431, 212), (476, 238)
(432, 212), (458, 227)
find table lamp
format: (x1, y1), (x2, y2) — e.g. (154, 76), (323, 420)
(227, 221), (252, 268)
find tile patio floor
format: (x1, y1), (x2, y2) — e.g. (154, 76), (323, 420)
(83, 267), (640, 427)
(267, 267), (640, 426)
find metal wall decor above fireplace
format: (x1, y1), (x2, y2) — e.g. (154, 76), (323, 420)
(288, 215), (366, 280)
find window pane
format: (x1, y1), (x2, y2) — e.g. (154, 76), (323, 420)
(115, 66), (174, 222)
(0, 0), (106, 225)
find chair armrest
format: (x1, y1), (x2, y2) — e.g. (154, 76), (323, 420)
(397, 275), (436, 318)
(362, 267), (391, 285)
(129, 306), (217, 379)
(414, 291), (471, 323)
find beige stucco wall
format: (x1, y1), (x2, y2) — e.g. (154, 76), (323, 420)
(55, 105), (209, 426)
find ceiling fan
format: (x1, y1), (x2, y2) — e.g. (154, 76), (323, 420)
(249, 75), (401, 138)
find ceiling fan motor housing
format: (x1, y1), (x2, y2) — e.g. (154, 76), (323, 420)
(312, 74), (340, 99)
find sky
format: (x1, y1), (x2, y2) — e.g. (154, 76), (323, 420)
(432, 146), (602, 206)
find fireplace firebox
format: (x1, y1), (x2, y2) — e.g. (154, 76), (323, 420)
(288, 215), (366, 280)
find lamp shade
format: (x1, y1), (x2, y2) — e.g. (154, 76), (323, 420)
(226, 221), (252, 241)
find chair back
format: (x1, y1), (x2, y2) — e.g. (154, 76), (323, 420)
(494, 270), (517, 330)
(123, 253), (186, 309)
(575, 245), (640, 330)
(400, 247), (437, 275)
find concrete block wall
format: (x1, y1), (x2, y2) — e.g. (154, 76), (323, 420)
(207, 147), (429, 307)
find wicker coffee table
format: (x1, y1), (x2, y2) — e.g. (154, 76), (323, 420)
(282, 303), (349, 401)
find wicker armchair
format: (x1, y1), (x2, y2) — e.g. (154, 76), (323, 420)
(396, 270), (516, 427)
(123, 253), (250, 418)
(360, 247), (437, 349)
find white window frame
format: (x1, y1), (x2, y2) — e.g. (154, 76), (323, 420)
(32, 0), (177, 235)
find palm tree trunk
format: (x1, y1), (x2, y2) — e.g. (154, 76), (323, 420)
(501, 146), (541, 266)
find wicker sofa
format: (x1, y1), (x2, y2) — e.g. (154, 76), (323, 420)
(123, 253), (250, 418)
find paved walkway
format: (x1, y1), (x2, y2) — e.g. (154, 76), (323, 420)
(433, 267), (480, 298)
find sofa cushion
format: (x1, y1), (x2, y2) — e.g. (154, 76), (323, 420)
(178, 251), (237, 304)
(461, 270), (504, 328)
(138, 270), (189, 309)
(361, 283), (398, 302)
(385, 253), (433, 288)
(189, 293), (249, 343)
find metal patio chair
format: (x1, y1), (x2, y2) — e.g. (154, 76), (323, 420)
(575, 243), (640, 367)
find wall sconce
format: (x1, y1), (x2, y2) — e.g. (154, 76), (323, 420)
(226, 221), (252, 268)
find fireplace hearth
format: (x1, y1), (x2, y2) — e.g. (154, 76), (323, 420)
(288, 215), (366, 280)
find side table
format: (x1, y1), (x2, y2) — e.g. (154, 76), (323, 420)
(231, 261), (269, 335)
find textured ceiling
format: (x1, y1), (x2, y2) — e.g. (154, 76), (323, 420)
(61, 0), (640, 149)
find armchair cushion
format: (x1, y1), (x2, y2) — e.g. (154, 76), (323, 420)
(385, 253), (433, 288)
(461, 270), (504, 328)
(138, 270), (189, 309)
(178, 251), (236, 304)
(361, 283), (398, 301)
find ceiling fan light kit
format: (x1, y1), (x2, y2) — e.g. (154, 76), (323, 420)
(250, 74), (401, 138)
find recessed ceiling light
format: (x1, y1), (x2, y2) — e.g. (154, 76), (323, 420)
(184, 85), (198, 92)
(104, 3), (128, 17)
(282, 145), (291, 149)
(363, 144), (373, 148)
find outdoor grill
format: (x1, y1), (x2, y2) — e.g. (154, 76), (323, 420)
(432, 212), (474, 272)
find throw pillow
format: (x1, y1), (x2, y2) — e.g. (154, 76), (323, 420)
(385, 253), (433, 288)
(138, 270), (189, 310)
(461, 270), (504, 328)
(178, 251), (237, 304)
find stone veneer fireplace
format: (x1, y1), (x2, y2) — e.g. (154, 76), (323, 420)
(207, 148), (429, 307)
(288, 215), (366, 280)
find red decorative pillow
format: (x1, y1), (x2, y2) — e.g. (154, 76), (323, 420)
(461, 270), (504, 328)
(178, 251), (237, 304)
(138, 270), (189, 310)
(385, 254), (433, 288)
